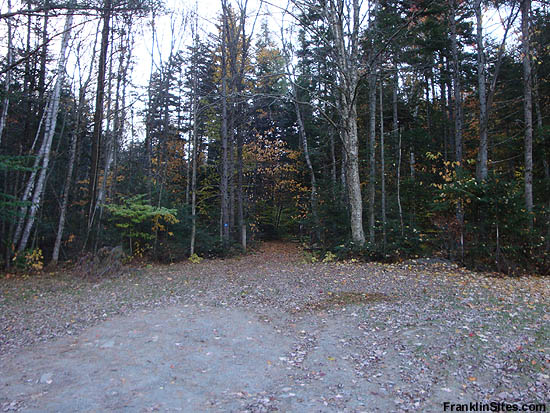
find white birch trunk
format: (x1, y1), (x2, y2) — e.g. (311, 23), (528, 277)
(0, 0), (13, 147)
(17, 13), (74, 252)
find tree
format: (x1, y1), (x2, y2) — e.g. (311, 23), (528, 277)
(522, 0), (533, 216)
(15, 10), (74, 253)
(0, 0), (13, 147)
(88, 0), (113, 242)
(289, 0), (369, 244)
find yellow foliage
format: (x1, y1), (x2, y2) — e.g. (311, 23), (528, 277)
(189, 253), (203, 263)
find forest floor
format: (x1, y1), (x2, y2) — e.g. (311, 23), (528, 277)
(0, 242), (549, 412)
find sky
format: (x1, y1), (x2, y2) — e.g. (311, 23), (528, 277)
(134, 0), (290, 79)
(0, 0), (518, 144)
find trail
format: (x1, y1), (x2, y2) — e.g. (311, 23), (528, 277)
(1, 242), (548, 412)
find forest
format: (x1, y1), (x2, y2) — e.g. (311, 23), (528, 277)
(0, 0), (549, 274)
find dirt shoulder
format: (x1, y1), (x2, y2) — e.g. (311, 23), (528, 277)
(1, 242), (549, 412)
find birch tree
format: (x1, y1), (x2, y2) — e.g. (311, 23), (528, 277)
(0, 0), (13, 147)
(17, 11), (74, 252)
(289, 0), (368, 244)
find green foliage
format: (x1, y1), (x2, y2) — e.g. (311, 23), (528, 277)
(432, 169), (540, 271)
(0, 155), (36, 172)
(104, 195), (179, 255)
(0, 156), (34, 221)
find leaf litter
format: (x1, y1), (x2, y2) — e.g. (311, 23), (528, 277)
(0, 241), (548, 412)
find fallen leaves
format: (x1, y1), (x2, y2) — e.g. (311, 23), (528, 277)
(0, 241), (548, 409)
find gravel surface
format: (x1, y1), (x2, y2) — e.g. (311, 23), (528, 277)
(0, 242), (549, 412)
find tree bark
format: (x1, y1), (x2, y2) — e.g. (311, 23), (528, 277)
(330, 128), (337, 199)
(88, 0), (112, 236)
(342, 99), (365, 244)
(324, 0), (365, 245)
(450, 0), (464, 252)
(440, 56), (448, 162)
(534, 67), (549, 250)
(37, 2), (49, 118)
(368, 70), (376, 245)
(450, 0), (463, 165)
(13, 108), (48, 246)
(392, 68), (403, 236)
(380, 82), (386, 253)
(190, 23), (199, 256)
(397, 127), (404, 237)
(0, 0), (13, 147)
(190, 93), (199, 256)
(475, 0), (488, 181)
(52, 129), (77, 264)
(521, 0), (533, 215)
(294, 84), (321, 244)
(220, 0), (231, 245)
(18, 12), (74, 252)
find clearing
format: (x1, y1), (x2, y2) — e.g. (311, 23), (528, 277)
(1, 242), (549, 412)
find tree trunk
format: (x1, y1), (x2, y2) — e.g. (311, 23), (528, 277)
(475, 0), (488, 181)
(37, 3), (49, 118)
(21, 0), (33, 150)
(294, 84), (321, 244)
(190, 99), (199, 256)
(330, 128), (337, 199)
(228, 108), (235, 234)
(343, 100), (365, 245)
(52, 77), (92, 264)
(18, 12), (74, 252)
(190, 25), (200, 256)
(450, 0), (464, 251)
(450, 0), (463, 165)
(446, 58), (455, 157)
(368, 70), (376, 245)
(220, 0), (230, 245)
(236, 120), (246, 250)
(440, 56), (448, 162)
(88, 0), (112, 236)
(397, 128), (404, 237)
(392, 70), (399, 144)
(380, 82), (386, 253)
(145, 11), (156, 203)
(425, 75), (432, 134)
(0, 0), (13, 147)
(52, 130), (77, 264)
(521, 0), (533, 215)
(13, 108), (48, 246)
(534, 68), (550, 250)
(324, 0), (365, 245)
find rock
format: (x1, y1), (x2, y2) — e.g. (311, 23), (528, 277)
(40, 372), (53, 384)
